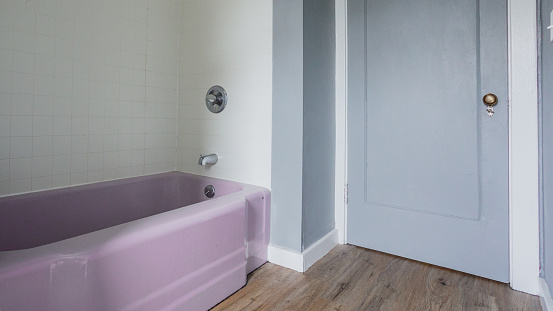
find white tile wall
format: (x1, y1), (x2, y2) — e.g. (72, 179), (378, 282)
(0, 0), (179, 195)
(177, 0), (273, 188)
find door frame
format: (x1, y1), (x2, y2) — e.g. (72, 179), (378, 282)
(334, 0), (540, 294)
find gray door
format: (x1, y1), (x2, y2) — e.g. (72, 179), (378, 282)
(347, 0), (509, 282)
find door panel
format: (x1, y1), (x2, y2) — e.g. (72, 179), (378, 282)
(347, 0), (509, 282)
(365, 0), (480, 219)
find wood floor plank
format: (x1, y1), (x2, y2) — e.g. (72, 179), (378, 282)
(211, 245), (542, 311)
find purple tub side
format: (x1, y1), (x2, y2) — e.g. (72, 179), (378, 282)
(0, 197), (249, 311)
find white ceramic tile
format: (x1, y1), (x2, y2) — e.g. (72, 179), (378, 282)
(72, 97), (88, 116)
(35, 34), (56, 56)
(104, 135), (118, 151)
(0, 180), (8, 195)
(52, 116), (71, 136)
(87, 152), (103, 171)
(0, 136), (9, 159)
(36, 14), (56, 37)
(87, 170), (103, 182)
(71, 116), (88, 135)
(9, 178), (31, 193)
(73, 60), (90, 79)
(0, 115), (10, 137)
(131, 149), (144, 166)
(9, 137), (33, 159)
(88, 135), (103, 153)
(0, 0), (217, 193)
(55, 38), (73, 59)
(11, 93), (33, 115)
(12, 51), (34, 74)
(70, 153), (87, 173)
(103, 151), (118, 169)
(105, 65), (119, 83)
(70, 135), (88, 154)
(52, 154), (70, 175)
(13, 30), (35, 52)
(131, 165), (144, 176)
(120, 67), (133, 84)
(10, 115), (32, 136)
(34, 54), (55, 76)
(117, 166), (132, 178)
(104, 101), (118, 117)
(88, 117), (105, 135)
(12, 72), (33, 94)
(119, 134), (133, 150)
(32, 115), (53, 136)
(52, 173), (70, 188)
(0, 48), (12, 72)
(54, 57), (72, 78)
(32, 176), (52, 190)
(119, 117), (132, 134)
(33, 95), (53, 115)
(0, 27), (13, 51)
(103, 168), (117, 180)
(34, 74), (54, 95)
(55, 19), (74, 40)
(70, 172), (87, 185)
(32, 135), (52, 156)
(36, 0), (56, 18)
(72, 79), (90, 98)
(0, 70), (11, 93)
(120, 50), (134, 68)
(32, 155), (52, 177)
(52, 135), (71, 155)
(9, 157), (31, 179)
(0, 92), (10, 115)
(133, 85), (145, 101)
(90, 63), (106, 81)
(0, 158), (9, 181)
(88, 99), (105, 116)
(54, 76), (72, 97)
(119, 84), (133, 101)
(73, 43), (91, 61)
(104, 82), (119, 100)
(119, 101), (132, 117)
(118, 149), (132, 166)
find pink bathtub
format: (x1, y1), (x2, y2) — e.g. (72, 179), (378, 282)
(0, 172), (270, 311)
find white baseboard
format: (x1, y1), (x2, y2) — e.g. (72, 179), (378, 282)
(268, 229), (339, 272)
(267, 245), (304, 272)
(539, 277), (553, 311)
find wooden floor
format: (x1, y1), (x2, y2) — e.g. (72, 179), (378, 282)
(212, 245), (542, 311)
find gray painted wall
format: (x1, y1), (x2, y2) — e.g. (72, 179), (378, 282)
(271, 0), (336, 252)
(272, 0), (304, 252)
(302, 0), (336, 250)
(541, 0), (553, 296)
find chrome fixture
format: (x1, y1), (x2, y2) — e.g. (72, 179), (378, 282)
(198, 153), (218, 166)
(205, 85), (228, 113)
(204, 185), (215, 198)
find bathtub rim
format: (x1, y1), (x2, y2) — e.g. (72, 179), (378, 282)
(0, 171), (245, 200)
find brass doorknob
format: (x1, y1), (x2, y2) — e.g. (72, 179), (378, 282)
(483, 93), (498, 106)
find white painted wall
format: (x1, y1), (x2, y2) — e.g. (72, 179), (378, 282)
(509, 0), (540, 295)
(177, 0), (272, 188)
(0, 0), (179, 195)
